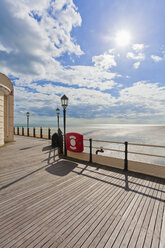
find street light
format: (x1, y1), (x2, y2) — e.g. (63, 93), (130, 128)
(26, 112), (30, 136)
(56, 108), (60, 130)
(26, 112), (30, 128)
(61, 95), (68, 156)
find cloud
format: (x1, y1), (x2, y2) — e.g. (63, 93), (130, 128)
(0, 0), (83, 76)
(119, 81), (165, 114)
(92, 51), (117, 70)
(133, 61), (140, 69)
(0, 0), (119, 92)
(14, 83), (117, 120)
(127, 52), (145, 61)
(14, 79), (165, 123)
(0, 42), (12, 53)
(1, 1), (165, 124)
(132, 44), (145, 51)
(151, 55), (163, 62)
(13, 64), (118, 91)
(127, 49), (145, 69)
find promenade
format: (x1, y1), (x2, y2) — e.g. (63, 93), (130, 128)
(0, 136), (165, 247)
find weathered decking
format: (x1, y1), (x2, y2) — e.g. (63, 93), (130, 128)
(0, 136), (165, 248)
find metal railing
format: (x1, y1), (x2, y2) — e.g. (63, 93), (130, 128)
(14, 126), (51, 140)
(14, 127), (165, 170)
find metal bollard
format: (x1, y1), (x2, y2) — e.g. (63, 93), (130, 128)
(40, 127), (42, 138)
(48, 128), (51, 140)
(33, 127), (35, 137)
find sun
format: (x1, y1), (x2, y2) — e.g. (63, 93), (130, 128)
(115, 30), (131, 46)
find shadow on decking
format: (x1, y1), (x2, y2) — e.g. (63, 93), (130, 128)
(0, 164), (49, 191)
(45, 159), (165, 202)
(0, 145), (59, 191)
(42, 146), (60, 165)
(45, 161), (78, 176)
(20, 146), (33, 150)
(42, 145), (52, 151)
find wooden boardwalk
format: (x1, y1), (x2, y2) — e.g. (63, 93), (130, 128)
(0, 136), (165, 248)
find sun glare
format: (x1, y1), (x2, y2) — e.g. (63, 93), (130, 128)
(115, 30), (131, 47)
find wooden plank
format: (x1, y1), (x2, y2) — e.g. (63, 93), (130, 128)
(151, 184), (165, 248)
(159, 186), (165, 248)
(143, 182), (163, 248)
(0, 136), (164, 248)
(94, 177), (150, 248)
(1, 176), (89, 238)
(75, 176), (139, 248)
(1, 167), (115, 247)
(42, 174), (127, 248)
(119, 180), (159, 248)
(0, 174), (95, 246)
(96, 177), (152, 248)
(19, 171), (123, 248)
(127, 179), (157, 248)
(135, 179), (160, 248)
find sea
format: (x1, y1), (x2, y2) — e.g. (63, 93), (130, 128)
(16, 124), (165, 166)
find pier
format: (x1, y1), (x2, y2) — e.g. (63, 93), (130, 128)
(0, 136), (165, 247)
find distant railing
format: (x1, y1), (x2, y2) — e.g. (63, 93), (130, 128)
(14, 126), (165, 170)
(14, 126), (51, 140)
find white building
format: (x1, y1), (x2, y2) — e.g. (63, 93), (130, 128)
(0, 73), (14, 146)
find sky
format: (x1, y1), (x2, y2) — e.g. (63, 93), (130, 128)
(0, 0), (165, 126)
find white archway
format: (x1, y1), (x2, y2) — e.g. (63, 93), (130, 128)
(0, 73), (14, 146)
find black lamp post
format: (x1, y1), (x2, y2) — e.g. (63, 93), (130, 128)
(61, 95), (68, 156)
(26, 112), (30, 129)
(56, 108), (60, 130)
(26, 112), (30, 136)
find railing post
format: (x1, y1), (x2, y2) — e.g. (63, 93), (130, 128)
(48, 128), (51, 140)
(89, 138), (92, 163)
(14, 127), (15, 135)
(17, 127), (19, 135)
(124, 141), (128, 171)
(27, 127), (29, 136)
(40, 127), (42, 138)
(22, 127), (24, 136)
(33, 127), (35, 137)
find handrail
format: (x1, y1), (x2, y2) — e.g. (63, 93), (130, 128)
(92, 139), (124, 145)
(103, 147), (124, 153)
(129, 142), (165, 149)
(93, 146), (124, 153)
(128, 151), (165, 159)
(84, 145), (124, 153)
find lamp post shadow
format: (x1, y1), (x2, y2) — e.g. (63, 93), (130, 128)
(125, 172), (129, 191)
